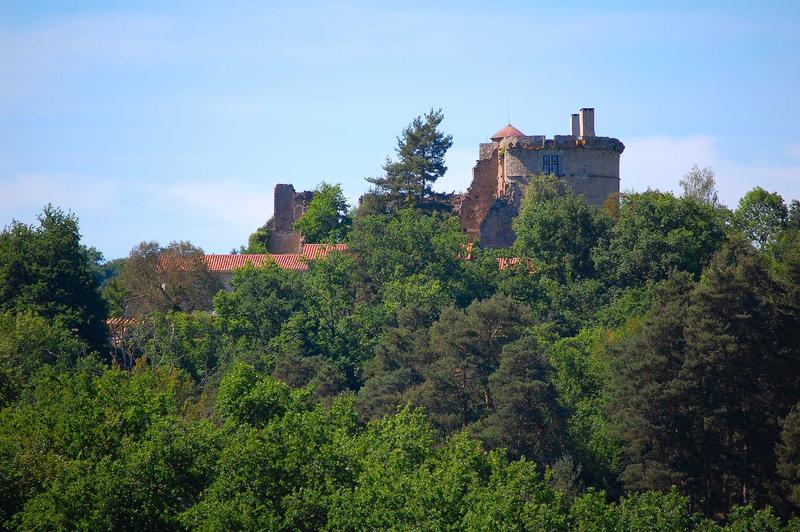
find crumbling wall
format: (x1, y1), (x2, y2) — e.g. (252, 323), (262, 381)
(479, 198), (518, 249)
(273, 184), (296, 231)
(269, 184), (313, 253)
(460, 149), (500, 241)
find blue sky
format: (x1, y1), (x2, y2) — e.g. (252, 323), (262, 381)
(2, 1), (799, 259)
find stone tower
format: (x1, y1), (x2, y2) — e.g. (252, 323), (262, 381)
(459, 108), (625, 248)
(267, 184), (315, 253)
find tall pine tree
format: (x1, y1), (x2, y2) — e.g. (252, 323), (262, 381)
(367, 109), (453, 210)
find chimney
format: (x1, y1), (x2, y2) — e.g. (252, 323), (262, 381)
(579, 108), (595, 137)
(570, 114), (580, 137)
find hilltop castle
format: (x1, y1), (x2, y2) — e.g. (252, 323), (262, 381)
(265, 107), (624, 253)
(460, 108), (625, 248)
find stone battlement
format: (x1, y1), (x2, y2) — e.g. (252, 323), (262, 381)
(479, 135), (624, 159)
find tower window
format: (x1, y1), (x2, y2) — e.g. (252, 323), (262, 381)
(543, 155), (560, 175)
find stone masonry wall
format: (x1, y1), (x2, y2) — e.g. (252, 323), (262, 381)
(460, 150), (500, 241)
(273, 184), (296, 231)
(269, 184), (314, 253)
(464, 132), (624, 249)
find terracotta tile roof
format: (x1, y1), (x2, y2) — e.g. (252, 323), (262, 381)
(491, 124), (525, 142)
(271, 254), (310, 271)
(203, 244), (533, 274)
(203, 254), (273, 271)
(203, 254), (301, 272)
(301, 243), (348, 259)
(107, 317), (138, 327)
(203, 245), (349, 273)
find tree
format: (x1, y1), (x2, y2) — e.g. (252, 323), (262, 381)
(273, 251), (380, 388)
(359, 294), (533, 437)
(777, 404), (800, 511)
(0, 205), (108, 352)
(293, 182), (351, 243)
(608, 240), (800, 516)
(367, 109), (453, 209)
(121, 241), (222, 317)
(241, 220), (272, 253)
(215, 362), (291, 427)
(513, 174), (610, 282)
(592, 190), (727, 287)
(735, 187), (788, 249)
(472, 336), (568, 463)
(679, 240), (798, 514)
(680, 165), (720, 206)
(606, 272), (700, 503)
(213, 262), (303, 355)
(348, 209), (470, 307)
(123, 311), (225, 385)
(0, 312), (87, 407)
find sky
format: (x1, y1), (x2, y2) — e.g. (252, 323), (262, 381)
(2, 1), (799, 259)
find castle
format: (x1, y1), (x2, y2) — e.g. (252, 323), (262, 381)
(265, 107), (624, 253)
(460, 108), (625, 248)
(268, 184), (315, 253)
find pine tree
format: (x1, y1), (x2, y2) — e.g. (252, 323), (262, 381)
(367, 109), (453, 210)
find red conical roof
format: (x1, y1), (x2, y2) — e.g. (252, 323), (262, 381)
(491, 124), (525, 142)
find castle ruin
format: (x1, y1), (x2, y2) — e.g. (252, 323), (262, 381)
(265, 108), (623, 252)
(460, 108), (625, 248)
(268, 183), (314, 253)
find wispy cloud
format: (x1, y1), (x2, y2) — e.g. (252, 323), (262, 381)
(440, 135), (800, 207)
(621, 135), (800, 207)
(0, 173), (273, 258)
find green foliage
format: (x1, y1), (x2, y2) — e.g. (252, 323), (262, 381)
(548, 328), (622, 492)
(293, 182), (351, 243)
(736, 186), (789, 249)
(274, 252), (381, 387)
(359, 294), (571, 464)
(366, 108), (453, 209)
(593, 190), (727, 287)
(2, 180), (800, 527)
(777, 404), (800, 509)
(0, 205), (108, 352)
(243, 219), (272, 253)
(0, 362), (193, 528)
(213, 262), (304, 355)
(216, 362), (292, 427)
(608, 240), (800, 516)
(349, 208), (470, 308)
(124, 311), (225, 385)
(513, 174), (610, 282)
(1, 358), (797, 529)
(102, 275), (128, 317)
(472, 336), (568, 462)
(0, 311), (86, 407)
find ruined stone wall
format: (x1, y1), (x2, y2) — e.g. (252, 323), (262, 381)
(464, 133), (624, 249)
(269, 184), (314, 253)
(479, 199), (518, 249)
(460, 150), (500, 241)
(268, 231), (303, 253)
(273, 184), (296, 231)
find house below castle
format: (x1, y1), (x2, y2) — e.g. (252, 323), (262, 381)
(460, 108), (625, 248)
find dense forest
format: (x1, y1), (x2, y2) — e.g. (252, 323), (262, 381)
(2, 113), (800, 530)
